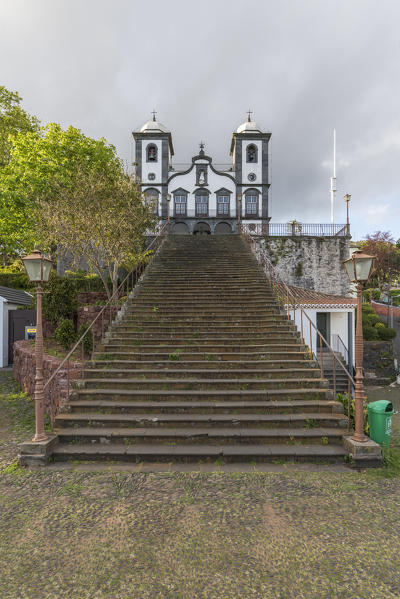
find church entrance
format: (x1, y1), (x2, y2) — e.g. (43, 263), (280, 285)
(193, 222), (211, 235)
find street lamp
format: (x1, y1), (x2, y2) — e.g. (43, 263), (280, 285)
(237, 194), (242, 229)
(22, 250), (52, 442)
(344, 194), (351, 235)
(343, 249), (375, 443)
(166, 193), (171, 226)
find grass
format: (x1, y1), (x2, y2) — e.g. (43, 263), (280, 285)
(2, 371), (400, 598)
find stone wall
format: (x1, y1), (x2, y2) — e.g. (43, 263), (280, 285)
(77, 305), (118, 341)
(77, 291), (108, 304)
(13, 340), (81, 419)
(252, 236), (350, 295)
(363, 340), (396, 386)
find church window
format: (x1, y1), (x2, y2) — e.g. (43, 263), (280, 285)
(195, 194), (208, 216)
(245, 194), (258, 216)
(217, 195), (229, 216)
(144, 189), (159, 215)
(174, 195), (187, 216)
(146, 144), (158, 162)
(246, 144), (258, 163)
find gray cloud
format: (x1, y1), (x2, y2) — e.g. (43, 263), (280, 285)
(1, 0), (399, 239)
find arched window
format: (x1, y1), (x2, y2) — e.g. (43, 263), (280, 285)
(245, 191), (259, 216)
(143, 188), (159, 215)
(146, 144), (158, 162)
(246, 144), (258, 163)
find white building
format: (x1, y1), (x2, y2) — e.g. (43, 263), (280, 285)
(132, 113), (270, 235)
(0, 286), (34, 367)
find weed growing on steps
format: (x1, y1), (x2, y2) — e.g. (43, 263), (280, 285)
(168, 349), (183, 361)
(306, 418), (318, 428)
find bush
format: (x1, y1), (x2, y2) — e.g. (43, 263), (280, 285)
(0, 272), (31, 289)
(55, 318), (76, 350)
(365, 313), (380, 326)
(373, 289), (381, 301)
(363, 289), (372, 302)
(377, 327), (397, 341)
(42, 272), (78, 324)
(375, 322), (385, 330)
(361, 303), (375, 315)
(65, 270), (104, 292)
(363, 324), (379, 341)
(77, 323), (94, 356)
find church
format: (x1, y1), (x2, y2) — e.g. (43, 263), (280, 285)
(132, 112), (271, 235)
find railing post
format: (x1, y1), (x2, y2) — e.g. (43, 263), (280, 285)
(333, 354), (337, 398)
(319, 334), (324, 378)
(347, 379), (351, 431)
(309, 321), (312, 355)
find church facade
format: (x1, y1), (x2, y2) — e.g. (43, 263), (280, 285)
(132, 113), (271, 234)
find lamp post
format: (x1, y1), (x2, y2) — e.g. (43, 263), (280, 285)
(343, 249), (375, 442)
(166, 193), (171, 227)
(344, 194), (351, 235)
(22, 250), (52, 442)
(237, 194), (242, 230)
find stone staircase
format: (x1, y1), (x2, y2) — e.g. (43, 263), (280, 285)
(53, 235), (348, 463)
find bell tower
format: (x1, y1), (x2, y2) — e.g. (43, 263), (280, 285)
(132, 112), (174, 219)
(230, 112), (271, 222)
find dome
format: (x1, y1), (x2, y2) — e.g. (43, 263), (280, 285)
(236, 119), (263, 134)
(139, 119), (169, 134)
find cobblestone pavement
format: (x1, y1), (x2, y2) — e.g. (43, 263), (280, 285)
(1, 369), (400, 599)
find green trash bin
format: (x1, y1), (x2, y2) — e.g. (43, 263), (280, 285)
(367, 400), (394, 446)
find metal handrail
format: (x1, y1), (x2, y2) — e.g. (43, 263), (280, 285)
(240, 226), (354, 430)
(330, 333), (349, 365)
(241, 223), (349, 237)
(44, 222), (169, 423)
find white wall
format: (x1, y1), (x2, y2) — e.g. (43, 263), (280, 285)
(169, 168), (236, 218)
(0, 298), (6, 368)
(141, 140), (163, 183)
(291, 307), (355, 366)
(241, 140), (262, 183)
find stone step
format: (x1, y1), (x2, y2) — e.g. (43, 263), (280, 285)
(93, 350), (309, 361)
(52, 442), (347, 463)
(103, 337), (300, 349)
(82, 377), (328, 391)
(74, 388), (330, 401)
(53, 426), (345, 445)
(90, 359), (316, 370)
(65, 399), (343, 414)
(99, 342), (306, 353)
(83, 367), (320, 380)
(55, 412), (347, 429)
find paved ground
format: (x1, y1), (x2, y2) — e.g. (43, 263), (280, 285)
(1, 369), (400, 599)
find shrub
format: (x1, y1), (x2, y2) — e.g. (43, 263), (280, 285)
(377, 327), (397, 341)
(372, 289), (381, 301)
(363, 289), (372, 302)
(361, 303), (375, 315)
(77, 323), (94, 356)
(0, 272), (31, 289)
(42, 272), (78, 324)
(55, 318), (76, 350)
(363, 324), (379, 341)
(64, 270), (104, 292)
(366, 313), (380, 326)
(375, 322), (385, 330)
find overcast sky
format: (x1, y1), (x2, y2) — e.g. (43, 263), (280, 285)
(1, 0), (400, 240)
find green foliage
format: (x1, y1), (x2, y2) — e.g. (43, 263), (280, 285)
(168, 349), (182, 361)
(77, 323), (93, 356)
(361, 303), (375, 315)
(294, 261), (303, 277)
(377, 327), (397, 341)
(0, 272), (30, 289)
(337, 393), (369, 435)
(373, 289), (381, 301)
(366, 313), (380, 326)
(54, 318), (76, 350)
(42, 272), (78, 324)
(379, 447), (400, 478)
(375, 322), (385, 330)
(363, 324), (379, 341)
(64, 270), (104, 292)
(363, 289), (372, 302)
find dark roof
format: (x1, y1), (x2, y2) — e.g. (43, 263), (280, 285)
(0, 286), (33, 306)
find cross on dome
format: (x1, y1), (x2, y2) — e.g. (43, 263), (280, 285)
(247, 109), (253, 122)
(151, 109), (157, 122)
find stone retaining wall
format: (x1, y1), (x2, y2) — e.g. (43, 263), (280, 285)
(77, 291), (108, 304)
(77, 305), (118, 341)
(13, 340), (81, 419)
(252, 236), (350, 295)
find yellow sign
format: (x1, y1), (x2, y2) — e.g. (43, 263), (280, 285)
(26, 328), (36, 333)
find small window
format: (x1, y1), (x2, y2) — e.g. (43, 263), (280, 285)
(195, 194), (208, 216)
(146, 144), (158, 162)
(174, 195), (187, 216)
(217, 195), (229, 216)
(246, 144), (258, 163)
(245, 194), (258, 216)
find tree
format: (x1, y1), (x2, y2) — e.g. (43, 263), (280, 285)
(36, 168), (156, 300)
(0, 86), (39, 168)
(361, 231), (400, 288)
(0, 123), (122, 263)
(0, 86), (39, 263)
